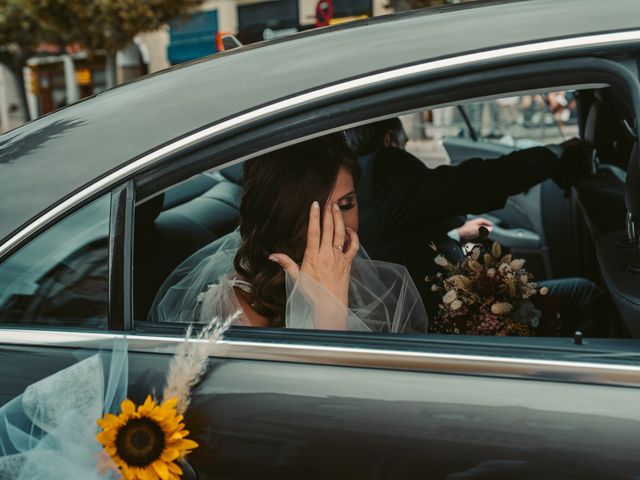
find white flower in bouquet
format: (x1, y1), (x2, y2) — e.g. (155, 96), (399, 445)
(434, 254), (449, 267)
(510, 259), (526, 270)
(450, 299), (463, 310)
(498, 263), (511, 273)
(468, 259), (483, 273)
(487, 268), (496, 277)
(443, 290), (457, 304)
(449, 274), (471, 290)
(540, 286), (549, 296)
(491, 302), (513, 315)
(492, 242), (502, 258)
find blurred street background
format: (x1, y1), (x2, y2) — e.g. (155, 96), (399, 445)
(0, 0), (577, 165)
(0, 0), (481, 132)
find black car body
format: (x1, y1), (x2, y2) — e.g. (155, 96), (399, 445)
(1, 0), (640, 478)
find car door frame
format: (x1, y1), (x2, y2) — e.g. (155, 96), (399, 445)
(3, 34), (640, 475)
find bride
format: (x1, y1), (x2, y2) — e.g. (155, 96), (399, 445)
(152, 136), (428, 332)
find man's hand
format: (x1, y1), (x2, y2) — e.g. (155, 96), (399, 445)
(457, 217), (493, 242)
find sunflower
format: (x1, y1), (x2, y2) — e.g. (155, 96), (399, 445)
(97, 395), (198, 480)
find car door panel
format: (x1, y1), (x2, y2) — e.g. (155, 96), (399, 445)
(184, 355), (640, 479)
(0, 344), (103, 414)
(1, 332), (640, 478)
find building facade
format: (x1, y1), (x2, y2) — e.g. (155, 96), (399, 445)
(3, 0), (391, 126)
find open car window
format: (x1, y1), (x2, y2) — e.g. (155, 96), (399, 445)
(131, 80), (637, 361)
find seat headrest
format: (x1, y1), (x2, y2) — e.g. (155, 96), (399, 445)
(219, 163), (244, 185)
(136, 193), (164, 227)
(584, 100), (617, 152)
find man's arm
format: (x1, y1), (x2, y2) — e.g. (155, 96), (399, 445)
(372, 146), (561, 228)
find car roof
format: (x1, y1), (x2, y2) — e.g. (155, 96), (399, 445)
(1, 0), (638, 244)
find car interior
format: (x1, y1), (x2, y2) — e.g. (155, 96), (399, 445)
(132, 82), (638, 339)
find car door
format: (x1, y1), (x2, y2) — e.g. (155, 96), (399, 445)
(0, 193), (113, 406)
(126, 138), (640, 479)
(119, 330), (640, 479)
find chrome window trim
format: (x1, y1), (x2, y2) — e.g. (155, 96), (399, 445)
(2, 30), (640, 259)
(1, 329), (640, 387)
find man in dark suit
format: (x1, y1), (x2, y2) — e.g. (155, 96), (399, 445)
(346, 117), (608, 336)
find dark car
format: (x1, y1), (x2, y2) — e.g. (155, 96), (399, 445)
(1, 0), (640, 478)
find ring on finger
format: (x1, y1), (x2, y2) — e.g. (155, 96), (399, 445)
(333, 244), (343, 252)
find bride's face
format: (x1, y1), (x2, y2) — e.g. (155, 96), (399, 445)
(327, 166), (359, 238)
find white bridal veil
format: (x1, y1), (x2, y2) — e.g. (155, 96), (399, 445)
(151, 230), (428, 333)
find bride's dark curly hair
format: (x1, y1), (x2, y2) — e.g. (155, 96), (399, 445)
(234, 135), (360, 326)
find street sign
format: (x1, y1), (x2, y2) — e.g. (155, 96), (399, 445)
(315, 0), (334, 27)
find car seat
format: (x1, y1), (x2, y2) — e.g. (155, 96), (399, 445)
(134, 167), (243, 320)
(595, 140), (640, 336)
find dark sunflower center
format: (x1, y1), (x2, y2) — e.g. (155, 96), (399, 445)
(115, 417), (165, 467)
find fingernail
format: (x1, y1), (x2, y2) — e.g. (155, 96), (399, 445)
(333, 203), (339, 211)
(312, 201), (319, 210)
(268, 255), (278, 263)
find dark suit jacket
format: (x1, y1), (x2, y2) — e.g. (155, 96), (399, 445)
(356, 146), (560, 302)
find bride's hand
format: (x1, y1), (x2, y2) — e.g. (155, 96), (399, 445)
(269, 200), (359, 307)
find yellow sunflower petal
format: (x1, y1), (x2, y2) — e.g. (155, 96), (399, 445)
(138, 395), (157, 416)
(160, 448), (180, 462)
(162, 397), (178, 409)
(167, 462), (183, 475)
(152, 460), (171, 480)
(168, 431), (188, 441)
(97, 413), (122, 428)
(176, 438), (199, 452)
(135, 466), (158, 480)
(121, 399), (136, 416)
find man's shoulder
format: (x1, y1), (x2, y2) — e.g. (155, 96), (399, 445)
(374, 147), (427, 172)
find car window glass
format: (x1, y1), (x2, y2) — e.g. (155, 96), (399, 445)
(406, 91), (579, 163)
(132, 174), (242, 323)
(0, 195), (110, 328)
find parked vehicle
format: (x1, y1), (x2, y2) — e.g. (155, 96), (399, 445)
(1, 0), (640, 477)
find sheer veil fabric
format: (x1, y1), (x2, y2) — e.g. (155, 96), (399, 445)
(151, 230), (428, 333)
(0, 341), (128, 479)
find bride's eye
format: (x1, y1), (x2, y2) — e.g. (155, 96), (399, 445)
(338, 196), (356, 211)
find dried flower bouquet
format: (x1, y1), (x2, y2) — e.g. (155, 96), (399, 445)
(427, 240), (559, 336)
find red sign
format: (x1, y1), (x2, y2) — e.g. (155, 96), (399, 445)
(315, 0), (334, 27)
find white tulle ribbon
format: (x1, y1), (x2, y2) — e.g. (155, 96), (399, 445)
(0, 340), (128, 479)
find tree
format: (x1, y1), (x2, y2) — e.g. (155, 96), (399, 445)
(21, 0), (202, 88)
(0, 0), (67, 121)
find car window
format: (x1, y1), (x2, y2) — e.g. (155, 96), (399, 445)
(411, 91), (579, 158)
(0, 195), (110, 328)
(133, 86), (629, 347)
